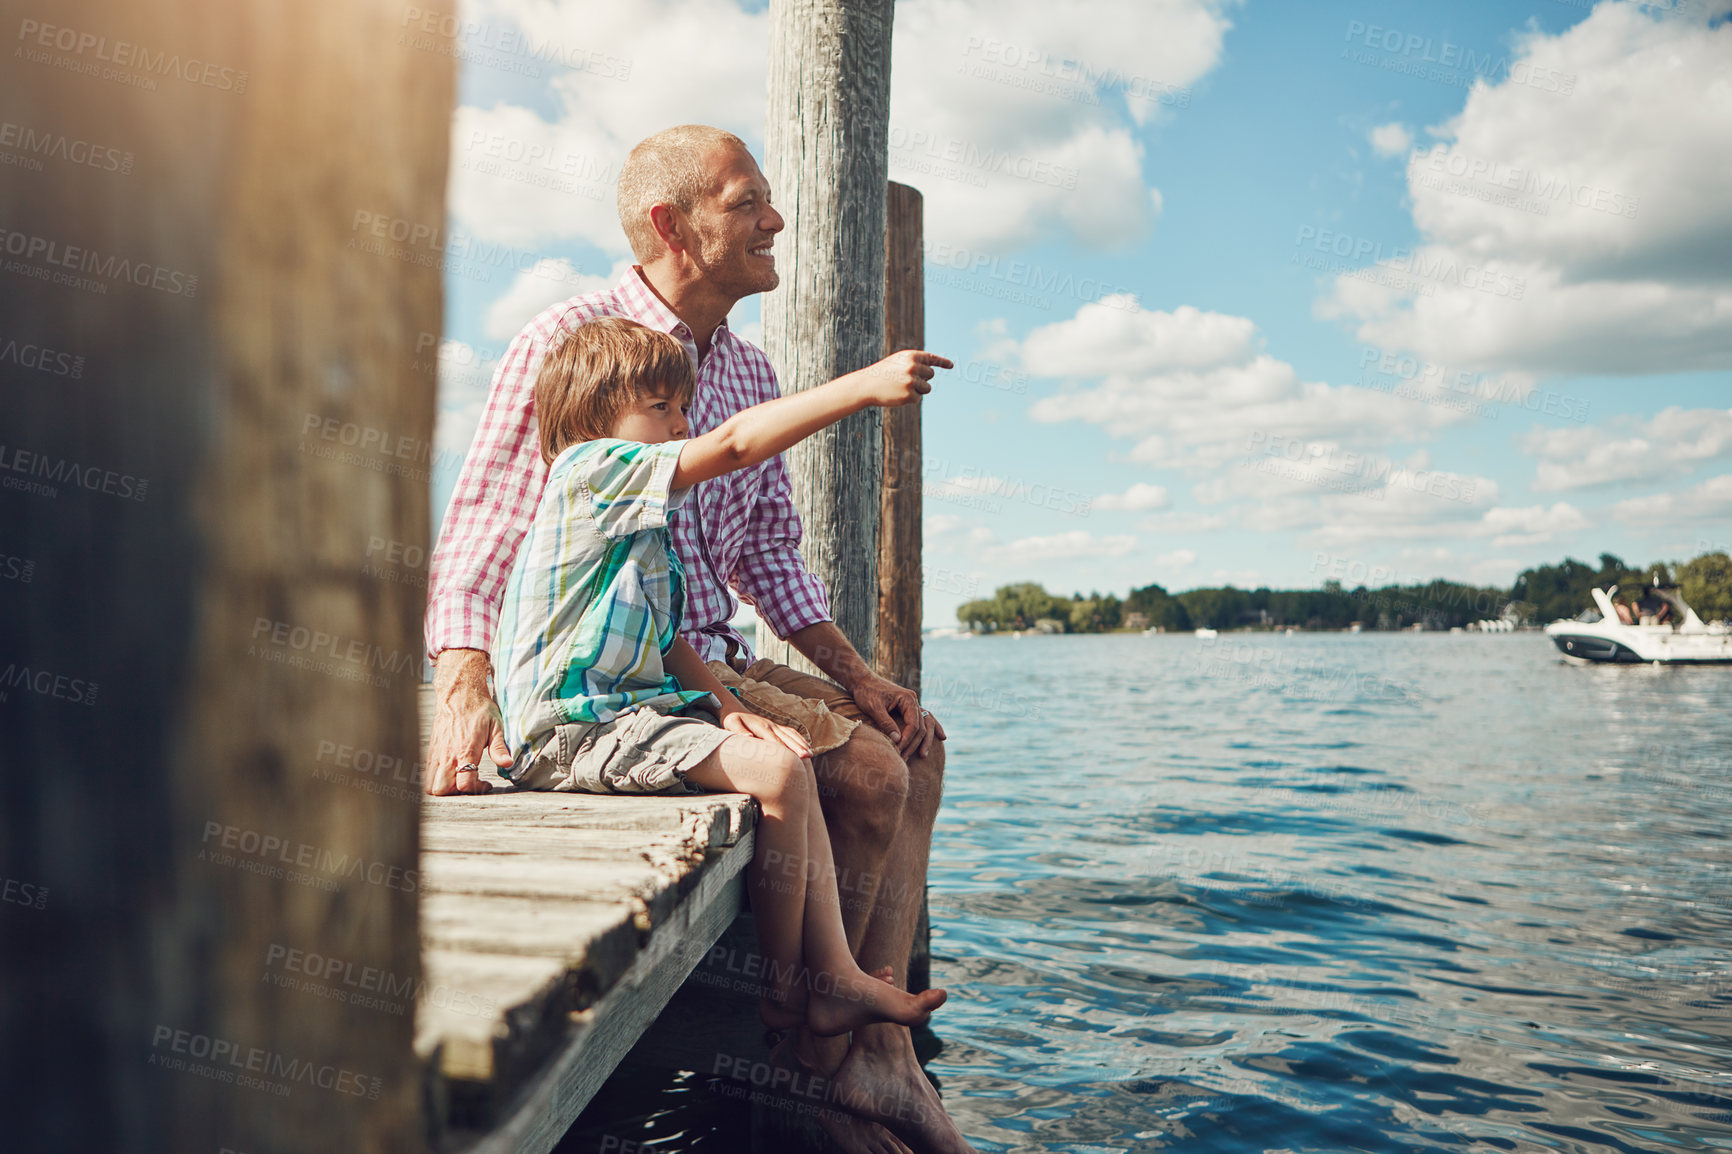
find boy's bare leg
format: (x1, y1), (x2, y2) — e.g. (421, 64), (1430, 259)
(792, 760), (945, 1037)
(685, 734), (811, 1023)
(685, 737), (942, 1033)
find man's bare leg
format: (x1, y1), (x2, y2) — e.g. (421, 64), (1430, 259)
(768, 722), (902, 1154)
(755, 663), (975, 1153)
(800, 723), (910, 1059)
(821, 739), (977, 1154)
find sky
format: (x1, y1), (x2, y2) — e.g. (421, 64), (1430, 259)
(429, 0), (1732, 629)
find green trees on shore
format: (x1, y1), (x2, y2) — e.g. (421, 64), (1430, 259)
(1510, 552), (1732, 624)
(955, 551), (1732, 633)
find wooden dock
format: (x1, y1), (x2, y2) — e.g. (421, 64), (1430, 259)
(416, 686), (758, 1153)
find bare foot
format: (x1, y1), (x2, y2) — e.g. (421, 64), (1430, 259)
(815, 1108), (916, 1154)
(759, 992), (805, 1033)
(769, 1032), (913, 1154)
(765, 965), (940, 1035)
(829, 1030), (978, 1154)
(807, 966), (945, 1037)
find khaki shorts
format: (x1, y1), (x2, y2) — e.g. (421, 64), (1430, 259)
(706, 659), (862, 756)
(512, 704), (732, 795)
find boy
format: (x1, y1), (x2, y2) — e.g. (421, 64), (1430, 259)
(492, 315), (950, 1034)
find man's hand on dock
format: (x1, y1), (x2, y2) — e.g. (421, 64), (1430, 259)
(427, 648), (511, 795)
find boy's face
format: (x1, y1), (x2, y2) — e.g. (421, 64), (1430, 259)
(610, 389), (691, 445)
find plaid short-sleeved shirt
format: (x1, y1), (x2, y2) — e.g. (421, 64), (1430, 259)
(425, 267), (834, 666)
(493, 438), (712, 770)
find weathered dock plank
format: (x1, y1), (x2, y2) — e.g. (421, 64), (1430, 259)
(415, 684), (758, 1150)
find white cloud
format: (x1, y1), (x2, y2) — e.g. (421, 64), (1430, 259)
(889, 0), (1231, 251)
(1323, 3), (1732, 374)
(1369, 122), (1412, 157)
(1262, 467), (1502, 545)
(1612, 473), (1732, 522)
(984, 530), (1137, 563)
(929, 474), (1012, 501)
(1524, 408), (1732, 491)
(447, 0), (1231, 258)
(449, 0), (769, 252)
(483, 257), (626, 340)
(1155, 548), (1197, 567)
(1023, 298), (1474, 474)
(1207, 568), (1264, 587)
(1139, 510), (1228, 532)
(1025, 299), (1257, 377)
(1478, 502), (1593, 549)
(926, 515), (997, 551)
(1301, 492), (1592, 551)
(1014, 297), (1548, 553)
(1095, 482), (1171, 510)
(1464, 557), (1524, 586)
(1314, 547), (1525, 590)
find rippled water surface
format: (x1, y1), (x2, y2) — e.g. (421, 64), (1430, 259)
(915, 632), (1732, 1152)
(569, 631), (1732, 1153)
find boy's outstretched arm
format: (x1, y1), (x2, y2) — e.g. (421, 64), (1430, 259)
(673, 349), (951, 488)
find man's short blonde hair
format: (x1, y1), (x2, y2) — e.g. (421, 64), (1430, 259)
(616, 125), (749, 262)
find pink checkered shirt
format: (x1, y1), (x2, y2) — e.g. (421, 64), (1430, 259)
(425, 266), (833, 666)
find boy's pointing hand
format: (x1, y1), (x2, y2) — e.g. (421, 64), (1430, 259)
(854, 349), (952, 407)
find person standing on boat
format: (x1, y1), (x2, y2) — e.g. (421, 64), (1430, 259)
(423, 125), (975, 1154)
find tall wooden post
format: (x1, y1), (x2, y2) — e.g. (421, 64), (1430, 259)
(0, 2), (449, 1151)
(876, 182), (924, 697)
(876, 181), (932, 993)
(759, 0), (895, 673)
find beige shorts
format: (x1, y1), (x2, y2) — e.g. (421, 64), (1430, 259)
(512, 704), (732, 795)
(705, 659), (862, 756)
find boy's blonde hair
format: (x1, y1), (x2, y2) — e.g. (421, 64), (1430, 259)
(534, 317), (695, 463)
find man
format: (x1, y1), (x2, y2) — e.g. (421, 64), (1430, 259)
(424, 125), (974, 1154)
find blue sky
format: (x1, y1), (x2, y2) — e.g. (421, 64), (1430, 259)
(431, 0), (1732, 627)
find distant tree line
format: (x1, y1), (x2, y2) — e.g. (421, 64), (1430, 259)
(955, 551), (1732, 633)
(1513, 551), (1732, 624)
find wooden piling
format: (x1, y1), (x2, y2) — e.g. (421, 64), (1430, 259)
(876, 181), (925, 699)
(0, 3), (450, 1150)
(758, 0), (896, 672)
(877, 181), (932, 993)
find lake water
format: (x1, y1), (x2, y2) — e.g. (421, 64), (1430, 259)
(918, 631), (1732, 1152)
(570, 631), (1732, 1152)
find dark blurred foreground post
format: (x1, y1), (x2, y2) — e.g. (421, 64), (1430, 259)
(0, 1), (450, 1150)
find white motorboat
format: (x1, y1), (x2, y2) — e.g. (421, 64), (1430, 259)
(1545, 584), (1732, 665)
(1194, 627), (1219, 639)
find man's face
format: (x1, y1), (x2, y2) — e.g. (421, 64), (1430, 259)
(685, 147), (783, 298)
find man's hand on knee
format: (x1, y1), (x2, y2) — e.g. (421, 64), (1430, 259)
(427, 648), (512, 796)
(849, 671), (945, 761)
(785, 621), (944, 760)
